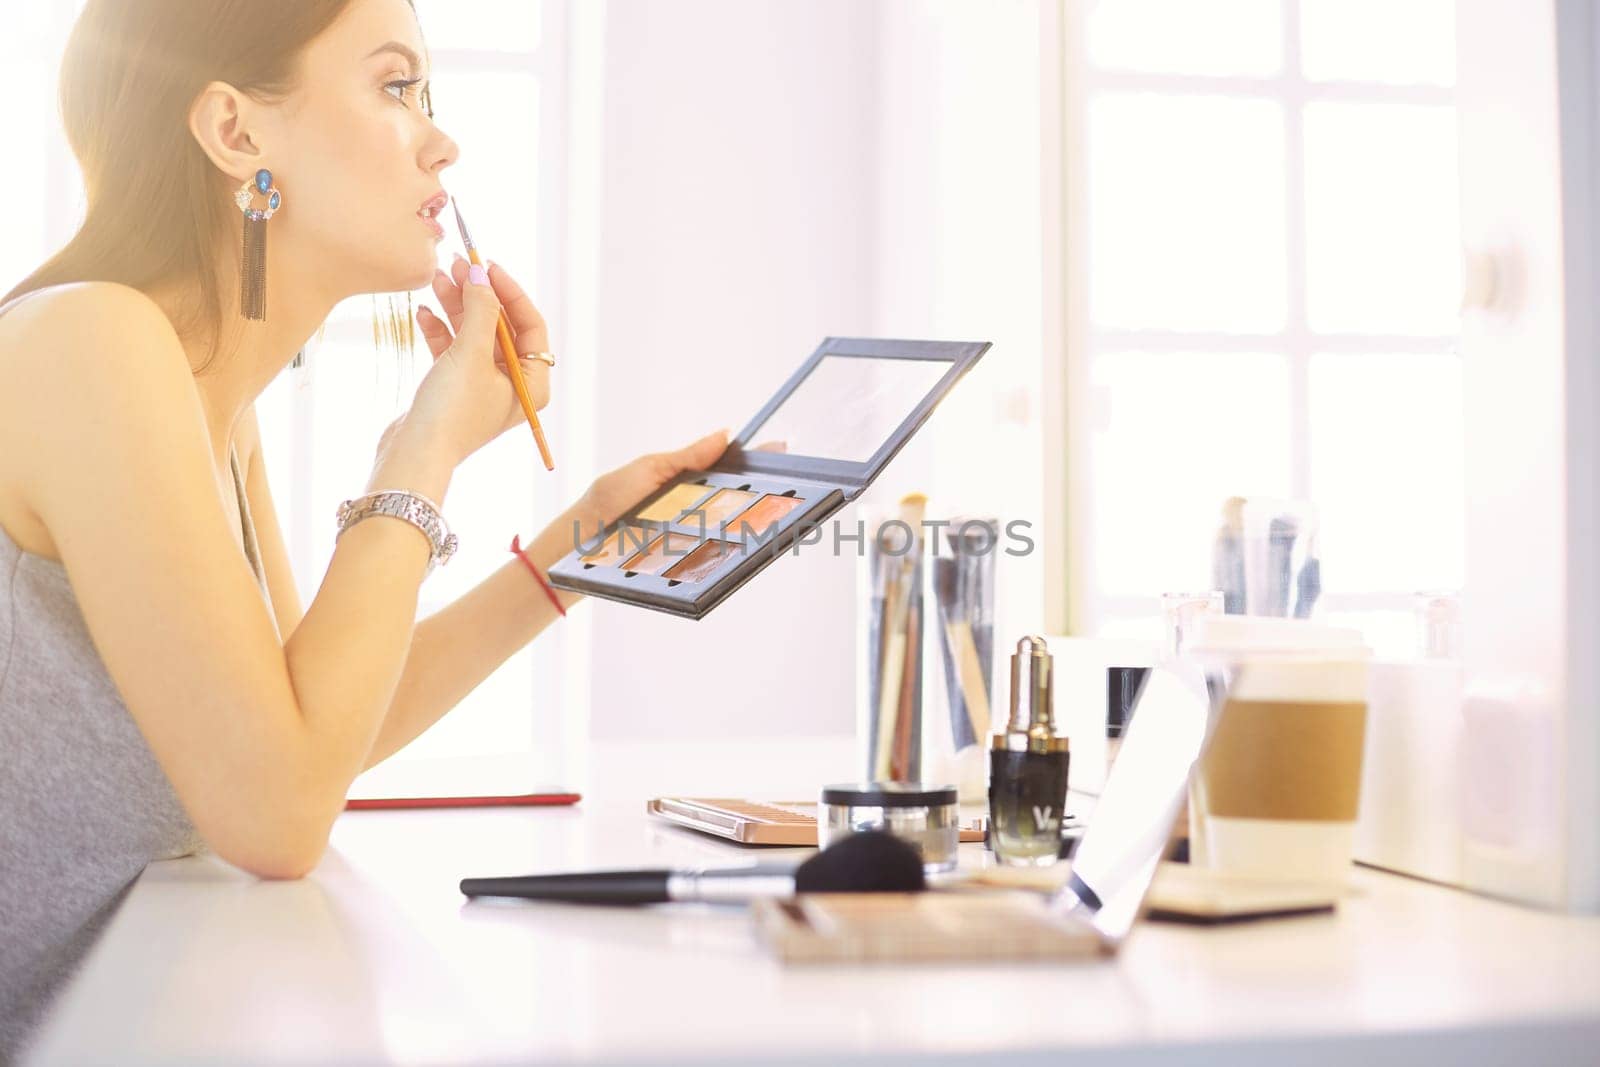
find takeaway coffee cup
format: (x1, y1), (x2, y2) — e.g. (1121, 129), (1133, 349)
(1184, 615), (1371, 885)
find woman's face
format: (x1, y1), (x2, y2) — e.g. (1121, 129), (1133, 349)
(266, 0), (457, 297)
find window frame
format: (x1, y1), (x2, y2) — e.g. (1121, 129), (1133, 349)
(1047, 0), (1460, 636)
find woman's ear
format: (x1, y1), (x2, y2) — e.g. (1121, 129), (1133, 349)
(188, 81), (267, 183)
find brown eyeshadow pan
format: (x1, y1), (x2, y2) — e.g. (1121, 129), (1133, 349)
(622, 530), (700, 576)
(724, 494), (804, 539)
(663, 539), (742, 584)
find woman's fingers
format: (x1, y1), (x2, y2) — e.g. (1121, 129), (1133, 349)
(670, 429), (731, 473)
(415, 305), (452, 360)
(439, 256), (550, 358)
(518, 358), (552, 412)
(450, 263), (505, 362)
(431, 267), (465, 334)
(484, 262), (550, 353)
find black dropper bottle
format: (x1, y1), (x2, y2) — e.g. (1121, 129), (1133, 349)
(988, 636), (1072, 866)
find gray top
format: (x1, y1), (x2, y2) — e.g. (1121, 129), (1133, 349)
(0, 447), (273, 1061)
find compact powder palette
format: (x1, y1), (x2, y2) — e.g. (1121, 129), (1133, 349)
(548, 337), (990, 619)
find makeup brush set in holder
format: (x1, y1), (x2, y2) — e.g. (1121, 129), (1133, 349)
(864, 511), (998, 798)
(1211, 497), (1322, 619)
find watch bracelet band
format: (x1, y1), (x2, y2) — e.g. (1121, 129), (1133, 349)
(336, 490), (458, 573)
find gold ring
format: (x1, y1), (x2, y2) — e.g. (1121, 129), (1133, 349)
(522, 351), (556, 368)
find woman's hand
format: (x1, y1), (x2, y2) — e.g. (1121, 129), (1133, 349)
(576, 430), (734, 533)
(408, 257), (552, 462)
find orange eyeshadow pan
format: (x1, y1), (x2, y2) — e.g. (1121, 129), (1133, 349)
(622, 531), (700, 576)
(580, 528), (645, 566)
(663, 539), (742, 584)
(636, 483), (716, 523)
(724, 494), (804, 538)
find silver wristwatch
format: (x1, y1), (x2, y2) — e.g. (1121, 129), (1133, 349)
(336, 490), (458, 574)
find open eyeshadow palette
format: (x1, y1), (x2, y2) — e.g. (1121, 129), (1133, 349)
(548, 336), (991, 619)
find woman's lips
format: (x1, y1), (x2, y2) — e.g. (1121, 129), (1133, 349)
(417, 192), (449, 239)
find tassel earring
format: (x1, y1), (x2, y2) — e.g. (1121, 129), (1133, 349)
(233, 168), (281, 321)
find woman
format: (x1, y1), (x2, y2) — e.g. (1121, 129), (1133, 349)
(0, 0), (725, 1052)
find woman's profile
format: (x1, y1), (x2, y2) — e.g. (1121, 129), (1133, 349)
(0, 0), (726, 1053)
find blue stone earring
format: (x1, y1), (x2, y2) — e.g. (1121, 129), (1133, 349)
(233, 168), (282, 321)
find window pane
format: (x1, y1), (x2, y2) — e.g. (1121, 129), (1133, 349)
(1303, 102), (1459, 336)
(1308, 352), (1465, 592)
(257, 324), (555, 764)
(1300, 0), (1455, 87)
(1088, 93), (1287, 333)
(1089, 351), (1293, 596)
(428, 73), (540, 261)
(412, 0), (541, 53)
(1087, 0), (1282, 77)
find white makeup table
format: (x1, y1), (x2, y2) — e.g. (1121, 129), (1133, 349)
(26, 739), (1600, 1065)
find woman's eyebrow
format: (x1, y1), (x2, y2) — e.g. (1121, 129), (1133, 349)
(366, 41), (426, 76)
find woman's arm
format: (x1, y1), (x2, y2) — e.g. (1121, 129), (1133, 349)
(360, 499), (593, 768)
(12, 276), (531, 878)
(15, 286), (445, 876)
(361, 423), (732, 766)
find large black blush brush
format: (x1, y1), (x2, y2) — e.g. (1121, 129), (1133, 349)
(460, 831), (927, 905)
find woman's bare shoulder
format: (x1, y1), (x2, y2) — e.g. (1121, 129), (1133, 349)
(0, 281), (189, 400)
(0, 281), (179, 351)
(0, 282), (198, 511)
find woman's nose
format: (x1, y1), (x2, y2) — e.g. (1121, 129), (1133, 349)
(427, 130), (460, 174)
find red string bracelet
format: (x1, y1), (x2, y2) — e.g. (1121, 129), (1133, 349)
(510, 535), (566, 618)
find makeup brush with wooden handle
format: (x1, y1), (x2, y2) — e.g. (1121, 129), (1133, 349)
(933, 556), (992, 747)
(451, 199), (555, 470)
(874, 492), (927, 780)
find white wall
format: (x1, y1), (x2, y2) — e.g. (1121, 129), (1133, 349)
(585, 0), (880, 741)
(581, 0), (1046, 743)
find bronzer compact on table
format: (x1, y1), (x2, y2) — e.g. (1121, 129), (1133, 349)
(548, 337), (990, 619)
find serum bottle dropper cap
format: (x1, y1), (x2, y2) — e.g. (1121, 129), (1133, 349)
(995, 636), (1069, 754)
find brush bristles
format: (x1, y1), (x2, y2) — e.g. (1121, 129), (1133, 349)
(794, 831), (926, 893)
(450, 200), (474, 253)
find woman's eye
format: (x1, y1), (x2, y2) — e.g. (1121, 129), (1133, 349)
(384, 78), (424, 105)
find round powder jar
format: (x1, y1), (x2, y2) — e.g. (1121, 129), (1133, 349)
(818, 783), (960, 873)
